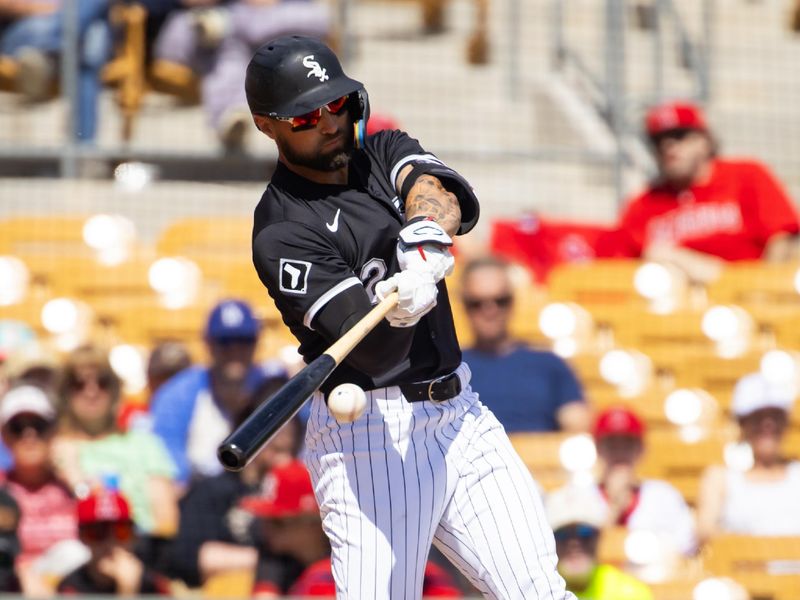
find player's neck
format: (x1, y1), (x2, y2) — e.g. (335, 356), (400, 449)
(283, 161), (349, 185)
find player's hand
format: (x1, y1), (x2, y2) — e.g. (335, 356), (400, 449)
(376, 269), (438, 327)
(396, 219), (454, 282)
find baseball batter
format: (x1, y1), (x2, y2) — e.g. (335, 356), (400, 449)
(245, 35), (574, 600)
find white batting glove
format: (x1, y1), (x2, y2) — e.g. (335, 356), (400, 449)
(396, 219), (454, 283)
(375, 269), (438, 328)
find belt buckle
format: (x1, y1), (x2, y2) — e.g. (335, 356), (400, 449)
(427, 374), (449, 402)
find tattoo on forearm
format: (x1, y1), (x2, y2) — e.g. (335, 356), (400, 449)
(405, 175), (461, 235)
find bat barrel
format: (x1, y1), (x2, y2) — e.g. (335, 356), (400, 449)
(217, 354), (336, 471)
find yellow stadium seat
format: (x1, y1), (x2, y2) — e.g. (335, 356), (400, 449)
(610, 308), (713, 356)
(639, 429), (731, 506)
(707, 261), (800, 308)
(546, 259), (647, 308)
(0, 215), (97, 256)
(669, 353), (762, 409)
(508, 432), (573, 491)
(202, 569), (254, 598)
(156, 216), (252, 258)
(702, 534), (800, 600)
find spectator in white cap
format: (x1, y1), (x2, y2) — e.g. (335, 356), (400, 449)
(0, 385), (80, 596)
(545, 485), (653, 600)
(697, 371), (800, 544)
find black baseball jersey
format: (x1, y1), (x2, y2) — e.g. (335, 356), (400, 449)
(252, 130), (479, 392)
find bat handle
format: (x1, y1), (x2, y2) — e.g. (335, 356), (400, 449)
(326, 291), (398, 365)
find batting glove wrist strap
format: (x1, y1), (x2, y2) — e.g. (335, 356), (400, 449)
(375, 270), (438, 328)
(398, 217), (453, 247)
(397, 219), (454, 283)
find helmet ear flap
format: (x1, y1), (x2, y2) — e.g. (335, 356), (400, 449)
(352, 88), (370, 148)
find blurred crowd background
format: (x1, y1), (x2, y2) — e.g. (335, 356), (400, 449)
(2, 0), (800, 599)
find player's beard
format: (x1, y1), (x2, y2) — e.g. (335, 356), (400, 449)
(278, 131), (354, 172)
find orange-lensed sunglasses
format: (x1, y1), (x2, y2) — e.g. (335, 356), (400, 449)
(274, 95), (350, 131)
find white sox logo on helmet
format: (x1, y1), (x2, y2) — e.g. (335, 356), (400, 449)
(302, 55), (329, 82)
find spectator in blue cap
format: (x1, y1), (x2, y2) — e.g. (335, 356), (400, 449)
(149, 299), (286, 485)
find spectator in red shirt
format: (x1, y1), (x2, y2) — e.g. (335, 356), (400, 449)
(612, 100), (800, 282)
(0, 385), (81, 595)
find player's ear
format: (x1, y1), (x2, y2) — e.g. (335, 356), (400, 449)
(253, 115), (276, 139)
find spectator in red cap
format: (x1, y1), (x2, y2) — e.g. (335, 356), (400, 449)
(241, 460), (463, 598)
(609, 100), (799, 282)
(57, 489), (173, 595)
(240, 459), (329, 597)
(556, 406), (696, 556)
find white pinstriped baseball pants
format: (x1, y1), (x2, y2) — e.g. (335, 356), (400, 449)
(304, 363), (576, 600)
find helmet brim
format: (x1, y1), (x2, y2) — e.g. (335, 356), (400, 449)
(269, 75), (364, 118)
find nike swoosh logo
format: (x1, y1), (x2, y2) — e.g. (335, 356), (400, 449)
(326, 208), (341, 232)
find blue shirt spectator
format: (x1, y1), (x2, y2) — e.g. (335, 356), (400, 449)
(149, 299), (285, 484)
(459, 256), (590, 433)
(463, 345), (584, 433)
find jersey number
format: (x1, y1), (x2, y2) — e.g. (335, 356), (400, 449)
(359, 258), (387, 304)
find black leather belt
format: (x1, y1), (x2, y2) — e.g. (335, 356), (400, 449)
(400, 372), (462, 403)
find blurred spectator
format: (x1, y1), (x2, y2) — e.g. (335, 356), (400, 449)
(0, 487), (22, 593)
(51, 344), (179, 539)
(2, 342), (61, 394)
(0, 0), (112, 143)
(166, 375), (300, 588)
(545, 485), (653, 600)
(57, 488), (172, 595)
(147, 340), (192, 394)
(582, 407), (696, 556)
(151, 0), (330, 152)
(609, 100), (800, 282)
(0, 385), (82, 595)
(697, 372), (800, 543)
(460, 256), (590, 433)
(241, 459), (328, 596)
(0, 340), (61, 470)
(241, 460), (462, 597)
(150, 299), (285, 484)
(118, 340), (192, 433)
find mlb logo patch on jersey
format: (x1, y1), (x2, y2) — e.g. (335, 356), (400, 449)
(279, 259), (311, 295)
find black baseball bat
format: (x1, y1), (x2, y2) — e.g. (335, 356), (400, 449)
(217, 292), (399, 471)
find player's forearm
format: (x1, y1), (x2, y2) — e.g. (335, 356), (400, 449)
(404, 175), (461, 237)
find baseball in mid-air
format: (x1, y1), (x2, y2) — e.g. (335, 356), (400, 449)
(328, 383), (367, 423)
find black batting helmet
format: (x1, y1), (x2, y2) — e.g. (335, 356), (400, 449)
(246, 36), (366, 118)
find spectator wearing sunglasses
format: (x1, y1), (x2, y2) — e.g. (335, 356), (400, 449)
(697, 373), (800, 544)
(459, 256), (591, 433)
(607, 100), (800, 282)
(0, 385), (83, 595)
(51, 344), (179, 541)
(150, 299), (287, 485)
(546, 485), (653, 600)
(57, 489), (172, 595)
